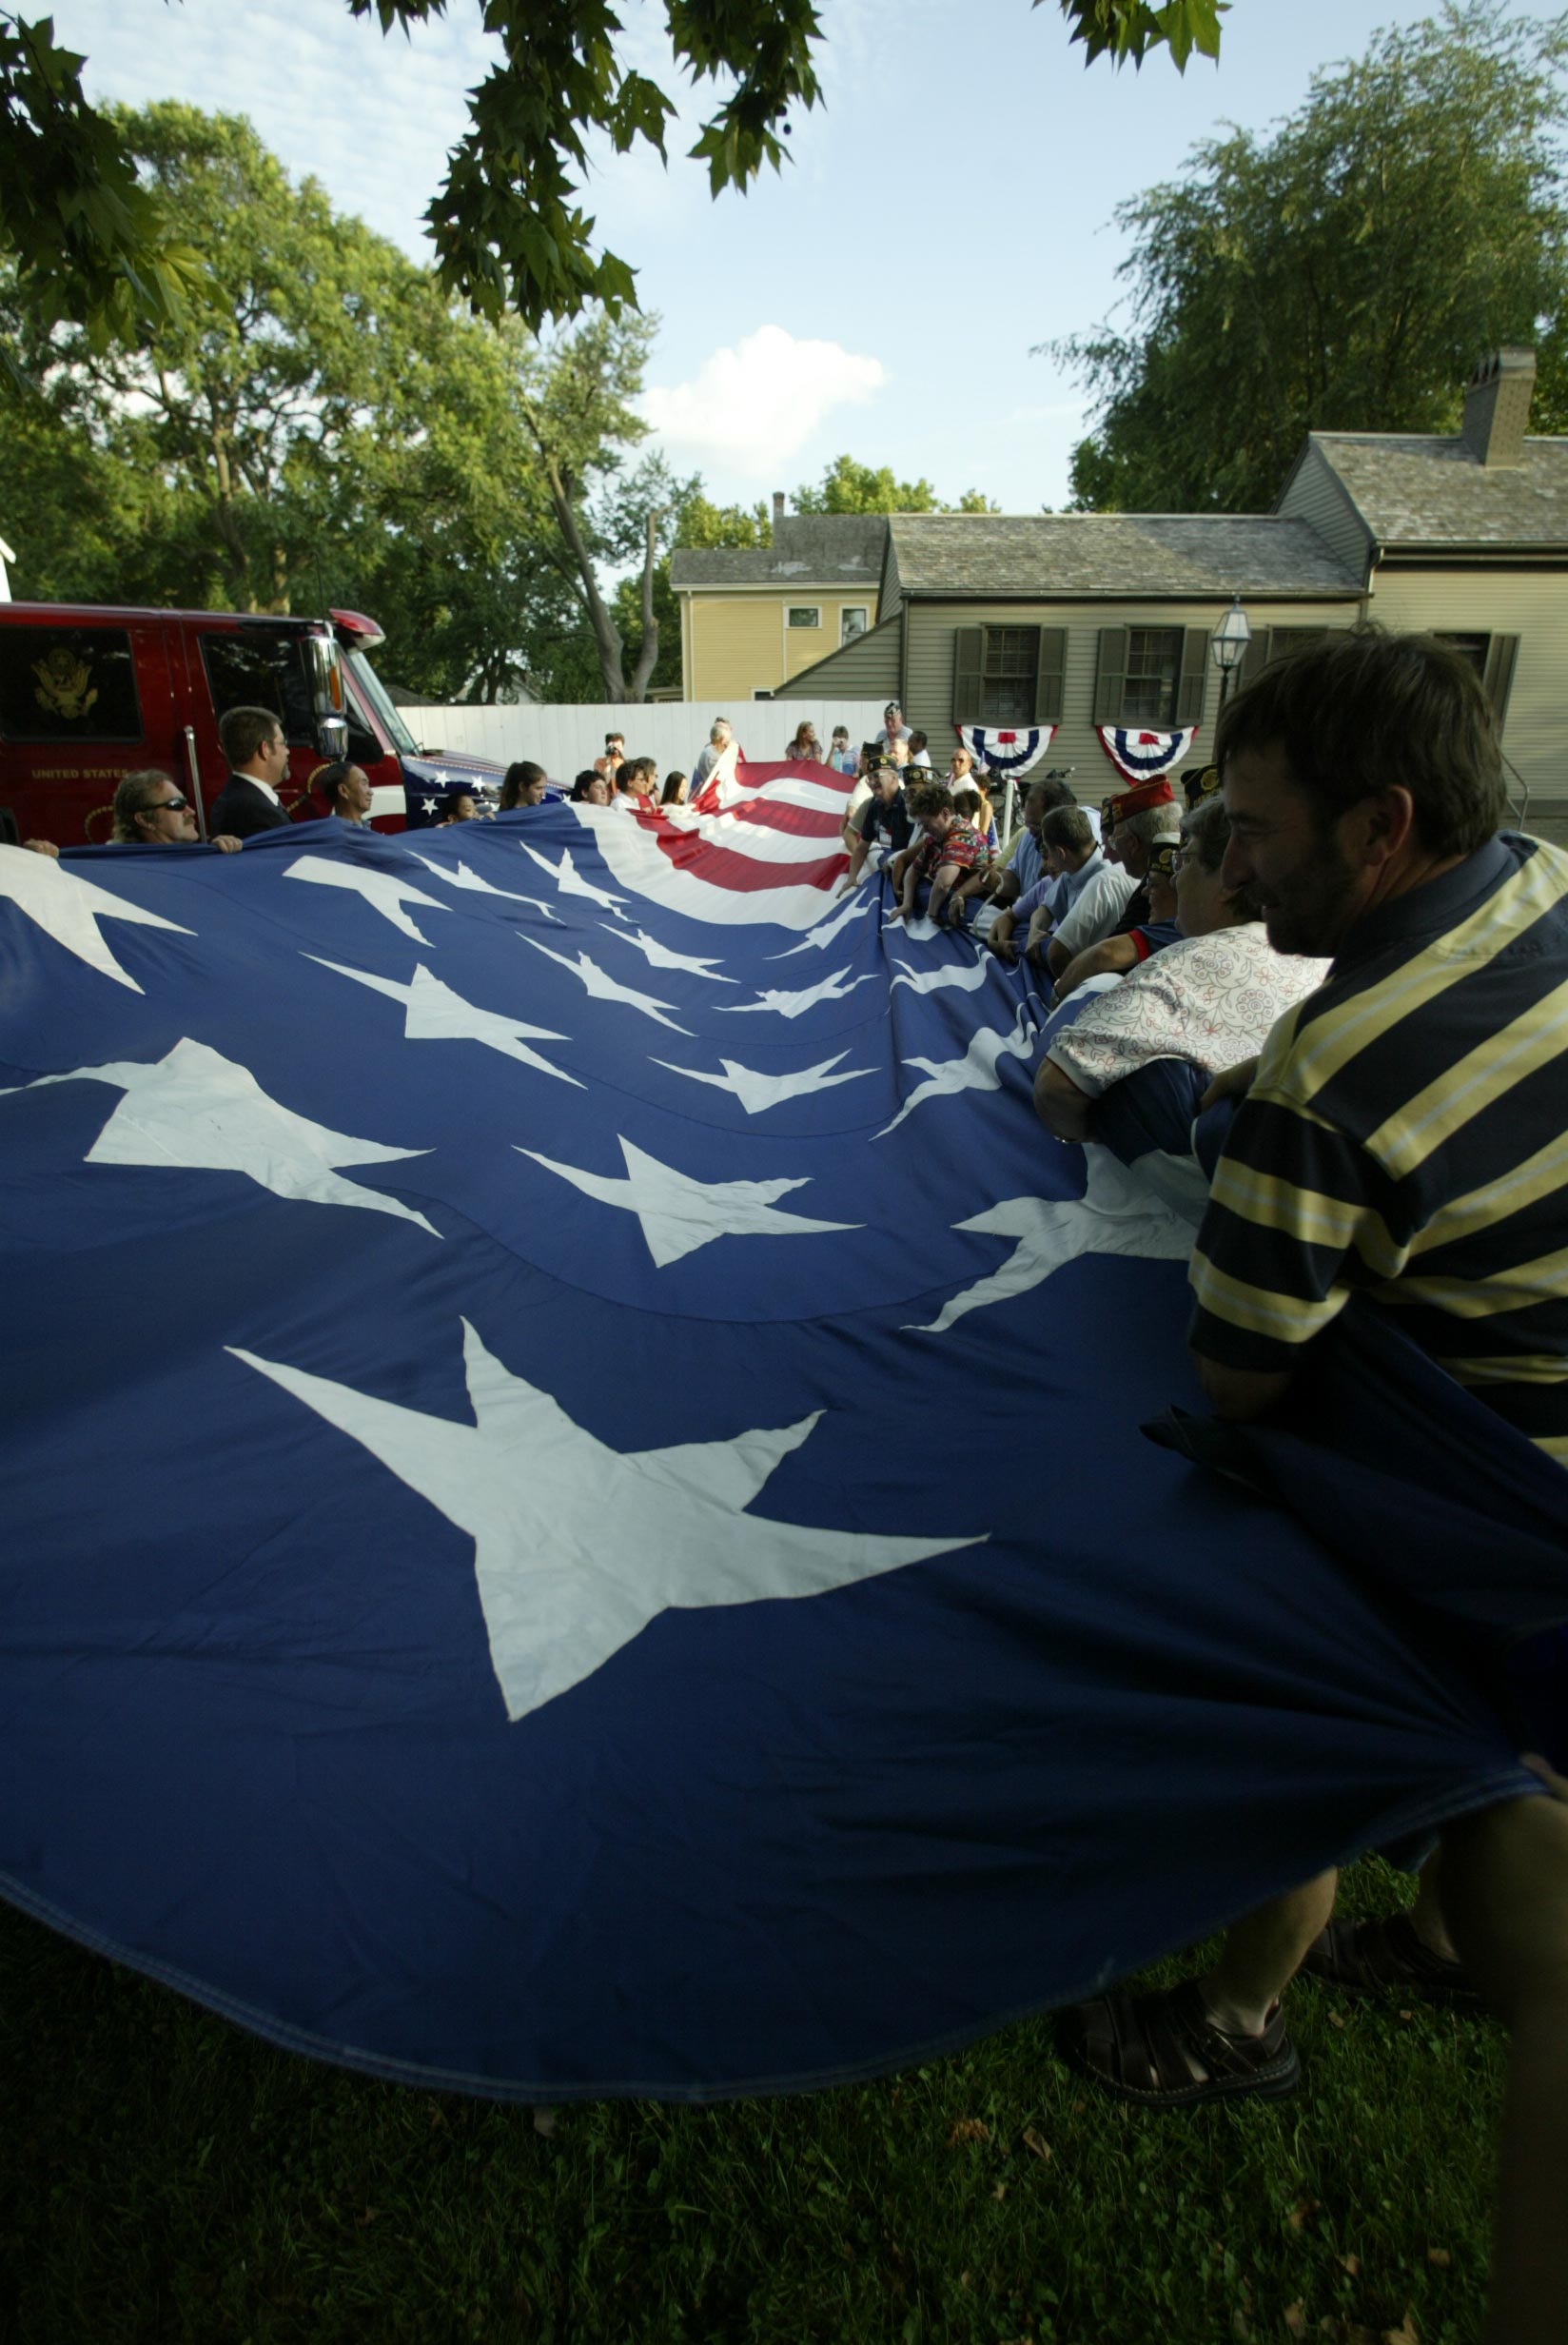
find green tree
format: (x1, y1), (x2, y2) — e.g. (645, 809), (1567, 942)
(793, 455), (1000, 513)
(513, 311), (679, 701)
(7, 103), (440, 614)
(1054, 3), (1568, 513)
(3, 3), (1227, 346)
(0, 12), (201, 365)
(0, 105), (674, 703)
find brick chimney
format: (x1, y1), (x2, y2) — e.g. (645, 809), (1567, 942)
(772, 490), (786, 540)
(1460, 347), (1536, 467)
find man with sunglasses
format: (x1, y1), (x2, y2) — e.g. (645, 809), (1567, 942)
(109, 771), (243, 851)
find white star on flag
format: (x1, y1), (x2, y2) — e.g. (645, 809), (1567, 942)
(231, 1317), (983, 1719)
(6, 1035), (440, 1235)
(718, 966), (878, 1021)
(600, 924), (737, 982)
(307, 957), (582, 1086)
(519, 842), (630, 915)
(890, 956), (998, 997)
(650, 1051), (875, 1117)
(516, 1134), (861, 1266)
(0, 847), (192, 992)
(874, 1005), (1036, 1138)
(415, 856), (567, 914)
(904, 1148), (1193, 1333)
(521, 937), (693, 1033)
(770, 890), (876, 958)
(284, 855), (451, 945)
(421, 798), (440, 815)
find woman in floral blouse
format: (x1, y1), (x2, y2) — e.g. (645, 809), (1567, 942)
(1033, 796), (1329, 1156)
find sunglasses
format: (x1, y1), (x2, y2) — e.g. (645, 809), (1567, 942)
(147, 796), (188, 813)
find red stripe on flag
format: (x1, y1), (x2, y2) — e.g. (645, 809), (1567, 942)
(727, 798), (846, 839)
(650, 825), (844, 893)
(658, 759), (852, 839)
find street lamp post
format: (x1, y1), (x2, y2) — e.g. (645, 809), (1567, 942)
(1210, 594), (1252, 712)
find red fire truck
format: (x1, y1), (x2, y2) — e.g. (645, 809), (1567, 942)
(0, 601), (504, 847)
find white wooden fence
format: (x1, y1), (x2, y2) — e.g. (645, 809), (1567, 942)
(398, 700), (893, 784)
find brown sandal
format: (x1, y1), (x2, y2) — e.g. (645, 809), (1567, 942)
(1064, 1979), (1302, 2107)
(1302, 1912), (1477, 2005)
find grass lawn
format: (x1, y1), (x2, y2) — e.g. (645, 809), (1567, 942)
(0, 1859), (1501, 2345)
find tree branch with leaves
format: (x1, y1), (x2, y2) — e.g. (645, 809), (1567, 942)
(4, 1), (1231, 351)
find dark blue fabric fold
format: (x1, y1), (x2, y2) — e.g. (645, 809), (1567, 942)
(1145, 1295), (1568, 1765)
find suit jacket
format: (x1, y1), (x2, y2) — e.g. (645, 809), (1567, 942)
(208, 773), (291, 840)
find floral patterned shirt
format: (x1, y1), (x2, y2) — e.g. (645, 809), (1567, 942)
(1045, 923), (1330, 1100)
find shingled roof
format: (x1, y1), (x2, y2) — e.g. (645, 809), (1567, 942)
(883, 513), (1359, 598)
(671, 513), (886, 589)
(1307, 433), (1568, 548)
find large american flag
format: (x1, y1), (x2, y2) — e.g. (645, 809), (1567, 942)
(0, 768), (1529, 2100)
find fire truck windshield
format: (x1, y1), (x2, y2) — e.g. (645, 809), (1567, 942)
(345, 646), (419, 758)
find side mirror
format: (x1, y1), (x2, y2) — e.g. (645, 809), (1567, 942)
(318, 715), (348, 760)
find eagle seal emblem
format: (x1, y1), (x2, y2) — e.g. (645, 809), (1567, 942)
(32, 645), (99, 722)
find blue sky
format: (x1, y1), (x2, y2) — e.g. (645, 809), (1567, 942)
(52, 0), (1545, 513)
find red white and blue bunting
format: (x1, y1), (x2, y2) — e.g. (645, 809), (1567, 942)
(954, 723), (1056, 778)
(1097, 725), (1200, 782)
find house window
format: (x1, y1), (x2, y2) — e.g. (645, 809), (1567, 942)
(978, 626), (1039, 723)
(786, 606), (821, 630)
(1093, 625), (1208, 727)
(1437, 631), (1519, 722)
(840, 606), (869, 645)
(1438, 632), (1489, 676)
(952, 625), (1067, 726)
(0, 625), (143, 742)
(1121, 628), (1184, 725)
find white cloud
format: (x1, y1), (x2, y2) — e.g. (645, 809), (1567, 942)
(638, 326), (885, 477)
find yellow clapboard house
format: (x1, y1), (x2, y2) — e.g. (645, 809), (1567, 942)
(671, 501), (888, 704)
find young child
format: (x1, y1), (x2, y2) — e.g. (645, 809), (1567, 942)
(891, 781), (985, 928)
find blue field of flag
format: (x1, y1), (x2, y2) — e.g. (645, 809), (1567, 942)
(0, 810), (1533, 2099)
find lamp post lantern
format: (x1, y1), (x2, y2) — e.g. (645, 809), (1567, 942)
(1210, 594), (1252, 711)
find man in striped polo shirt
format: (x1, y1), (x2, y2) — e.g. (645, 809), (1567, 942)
(1070, 630), (1568, 2345)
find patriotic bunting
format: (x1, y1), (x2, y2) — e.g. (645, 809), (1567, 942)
(955, 724), (1057, 778)
(1097, 724), (1200, 782)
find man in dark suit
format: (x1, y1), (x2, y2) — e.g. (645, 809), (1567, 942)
(209, 706), (294, 839)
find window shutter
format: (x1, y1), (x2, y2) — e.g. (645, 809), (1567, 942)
(1176, 628), (1210, 724)
(952, 626), (984, 721)
(1238, 626), (1273, 694)
(1033, 628), (1067, 725)
(1092, 626), (1128, 724)
(1483, 633), (1519, 725)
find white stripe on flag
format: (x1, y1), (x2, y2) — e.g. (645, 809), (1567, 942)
(574, 808), (847, 929)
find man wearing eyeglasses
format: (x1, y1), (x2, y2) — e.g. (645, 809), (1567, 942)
(209, 705), (294, 839)
(110, 770), (243, 851)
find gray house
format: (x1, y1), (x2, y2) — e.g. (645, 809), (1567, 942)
(771, 350), (1566, 812)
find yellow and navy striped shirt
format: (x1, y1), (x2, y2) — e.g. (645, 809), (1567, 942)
(1190, 833), (1568, 1468)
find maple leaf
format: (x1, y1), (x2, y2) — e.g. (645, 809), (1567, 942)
(1382, 2315), (1421, 2345)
